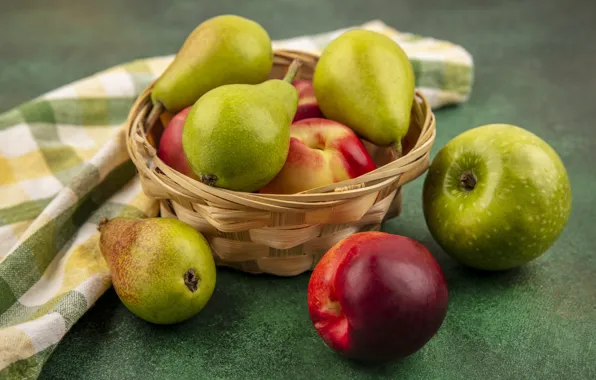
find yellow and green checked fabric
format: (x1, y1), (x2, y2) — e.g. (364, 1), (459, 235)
(0, 20), (473, 379)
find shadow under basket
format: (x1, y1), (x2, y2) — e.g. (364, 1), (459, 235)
(125, 49), (437, 276)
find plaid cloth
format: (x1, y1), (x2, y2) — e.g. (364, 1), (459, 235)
(0, 20), (473, 379)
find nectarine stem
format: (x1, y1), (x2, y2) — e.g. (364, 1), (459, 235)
(283, 59), (303, 84)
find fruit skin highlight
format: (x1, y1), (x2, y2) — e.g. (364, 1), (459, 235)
(259, 118), (376, 194)
(307, 232), (449, 362)
(422, 124), (572, 271)
(98, 217), (216, 325)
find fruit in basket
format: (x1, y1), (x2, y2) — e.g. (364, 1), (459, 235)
(422, 124), (572, 271)
(313, 29), (415, 149)
(182, 60), (301, 192)
(157, 106), (197, 179)
(308, 232), (448, 362)
(292, 80), (324, 122)
(259, 118), (376, 194)
(151, 15), (273, 113)
(160, 111), (175, 127)
(98, 217), (216, 324)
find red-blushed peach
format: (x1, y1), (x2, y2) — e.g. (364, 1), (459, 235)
(307, 231), (449, 362)
(157, 106), (197, 179)
(258, 118), (376, 194)
(292, 80), (324, 122)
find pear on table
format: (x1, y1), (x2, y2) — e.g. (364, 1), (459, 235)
(98, 217), (216, 325)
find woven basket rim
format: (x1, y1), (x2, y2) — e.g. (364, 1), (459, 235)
(125, 49), (436, 211)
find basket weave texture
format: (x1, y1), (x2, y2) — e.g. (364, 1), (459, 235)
(125, 50), (436, 276)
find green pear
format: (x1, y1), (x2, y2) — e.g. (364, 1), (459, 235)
(181, 60), (301, 192)
(98, 217), (216, 325)
(151, 15), (273, 114)
(313, 29), (415, 148)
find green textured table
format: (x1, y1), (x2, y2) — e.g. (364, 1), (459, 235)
(2, 0), (596, 379)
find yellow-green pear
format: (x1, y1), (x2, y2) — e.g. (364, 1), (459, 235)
(151, 15), (273, 113)
(98, 217), (216, 325)
(313, 29), (415, 148)
(182, 61), (301, 192)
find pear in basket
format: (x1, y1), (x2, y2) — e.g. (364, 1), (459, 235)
(151, 15), (273, 113)
(313, 29), (415, 151)
(181, 60), (302, 192)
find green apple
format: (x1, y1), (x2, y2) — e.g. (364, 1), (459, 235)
(422, 124), (572, 270)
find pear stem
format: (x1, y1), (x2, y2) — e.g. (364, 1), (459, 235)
(282, 59), (303, 84)
(147, 102), (165, 129)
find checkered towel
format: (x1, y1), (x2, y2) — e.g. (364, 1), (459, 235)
(0, 20), (473, 379)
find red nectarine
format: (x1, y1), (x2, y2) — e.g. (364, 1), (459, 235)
(292, 80), (324, 122)
(157, 106), (197, 179)
(307, 231), (448, 362)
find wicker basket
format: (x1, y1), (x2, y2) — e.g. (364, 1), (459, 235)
(125, 49), (436, 276)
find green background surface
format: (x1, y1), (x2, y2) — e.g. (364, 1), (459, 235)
(2, 0), (595, 379)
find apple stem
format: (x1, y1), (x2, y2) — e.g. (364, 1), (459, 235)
(460, 171), (477, 191)
(283, 59), (303, 84)
(184, 269), (199, 293)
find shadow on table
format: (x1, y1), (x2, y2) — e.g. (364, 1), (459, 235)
(383, 213), (539, 290)
(345, 356), (417, 377)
